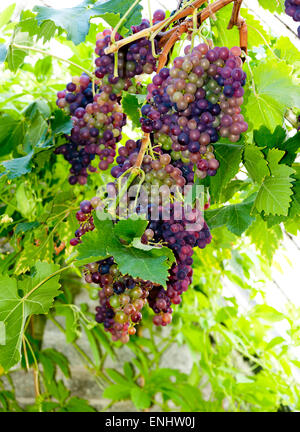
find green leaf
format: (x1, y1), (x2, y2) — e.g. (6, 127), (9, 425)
(51, 110), (73, 135)
(102, 384), (131, 401)
(205, 195), (256, 236)
(251, 305), (285, 322)
(243, 145), (269, 183)
(130, 387), (152, 410)
(265, 336), (285, 351)
(7, 32), (31, 72)
(274, 36), (300, 71)
(106, 368), (130, 386)
(0, 114), (26, 157)
(76, 215), (112, 264)
(55, 304), (80, 343)
(254, 149), (295, 216)
(245, 61), (300, 131)
(108, 239), (171, 287)
(253, 126), (299, 166)
(23, 113), (48, 152)
(76, 213), (173, 286)
(1, 151), (34, 179)
(64, 397), (96, 412)
(121, 92), (142, 129)
(221, 179), (251, 202)
(90, 0), (143, 36)
(41, 348), (70, 378)
(34, 4), (92, 46)
(246, 216), (283, 262)
(114, 218), (148, 243)
(24, 100), (51, 120)
(34, 56), (53, 83)
(0, 261), (61, 371)
(0, 4), (15, 28)
(257, 0), (284, 13)
(34, 0), (143, 45)
(208, 143), (243, 203)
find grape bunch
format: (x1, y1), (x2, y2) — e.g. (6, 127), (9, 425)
(285, 0), (300, 37)
(146, 204), (211, 326)
(70, 198), (211, 341)
(55, 11), (166, 185)
(141, 43), (248, 178)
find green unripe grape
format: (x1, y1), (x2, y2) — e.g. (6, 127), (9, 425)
(115, 79), (125, 90)
(115, 311), (128, 324)
(196, 78), (204, 87)
(207, 94), (219, 104)
(173, 91), (183, 103)
(171, 151), (181, 160)
(131, 287), (143, 299)
(188, 73), (198, 84)
(126, 61), (135, 72)
(208, 80), (217, 91)
(182, 60), (193, 72)
(90, 289), (99, 300)
(181, 156), (190, 164)
(110, 295), (120, 308)
(157, 169), (166, 180)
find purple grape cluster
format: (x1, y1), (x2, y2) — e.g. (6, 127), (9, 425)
(285, 0), (300, 37)
(70, 197), (212, 341)
(140, 43), (248, 179)
(55, 11), (166, 185)
(146, 203), (211, 325)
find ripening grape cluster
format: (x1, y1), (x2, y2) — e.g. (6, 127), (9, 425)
(141, 43), (248, 179)
(285, 0), (300, 37)
(55, 12), (165, 185)
(111, 138), (187, 189)
(61, 10), (250, 341)
(70, 197), (211, 341)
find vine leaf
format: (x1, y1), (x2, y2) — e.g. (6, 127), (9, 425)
(121, 92), (145, 129)
(256, 0), (284, 13)
(75, 214), (173, 287)
(254, 149), (295, 216)
(245, 61), (300, 131)
(208, 143), (243, 203)
(205, 195), (256, 236)
(114, 218), (148, 243)
(253, 126), (300, 166)
(243, 145), (269, 183)
(246, 216), (283, 262)
(0, 151), (34, 180)
(34, 0), (143, 45)
(0, 261), (61, 371)
(34, 4), (92, 46)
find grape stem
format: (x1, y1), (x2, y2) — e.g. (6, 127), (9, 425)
(11, 43), (94, 78)
(157, 0), (247, 70)
(104, 0), (207, 55)
(227, 0), (243, 29)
